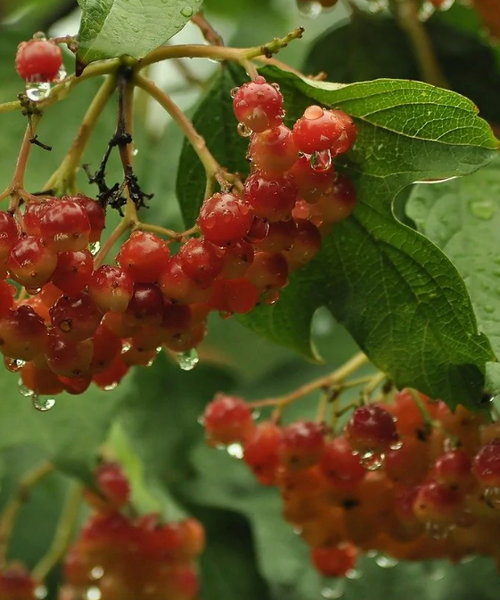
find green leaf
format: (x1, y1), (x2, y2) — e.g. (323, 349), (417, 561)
(177, 63), (497, 408)
(304, 11), (500, 123)
(406, 156), (500, 364)
(76, 0), (204, 65)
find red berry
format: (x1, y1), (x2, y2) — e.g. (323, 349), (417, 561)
(245, 251), (288, 292)
(7, 235), (57, 287)
(0, 306), (46, 360)
(256, 220), (297, 253)
(243, 422), (281, 485)
(292, 105), (349, 154)
(92, 356), (129, 390)
(283, 219), (322, 268)
(244, 171), (298, 222)
(123, 283), (164, 327)
(39, 199), (90, 252)
(159, 255), (212, 304)
(178, 239), (224, 289)
(49, 292), (102, 341)
(311, 174), (357, 224)
(15, 38), (62, 82)
(51, 249), (93, 295)
(45, 330), (93, 378)
(345, 404), (400, 455)
(71, 194), (105, 243)
(96, 462), (130, 508)
(197, 193), (254, 246)
(0, 212), (19, 259)
(116, 231), (170, 283)
(278, 420), (325, 470)
(413, 480), (463, 525)
(434, 449), (473, 491)
(310, 543), (358, 577)
(22, 201), (51, 235)
(249, 125), (298, 174)
(288, 154), (335, 204)
(20, 362), (64, 396)
(209, 278), (259, 314)
(0, 563), (37, 599)
(90, 324), (122, 373)
(319, 436), (366, 488)
(88, 265), (135, 313)
(221, 240), (254, 278)
(232, 76), (284, 133)
(203, 393), (254, 446)
(473, 439), (500, 487)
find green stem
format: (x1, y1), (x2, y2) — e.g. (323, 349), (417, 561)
(43, 74), (118, 195)
(139, 28), (304, 68)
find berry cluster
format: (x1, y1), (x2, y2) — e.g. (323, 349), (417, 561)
(61, 462), (204, 600)
(202, 390), (500, 577)
(0, 75), (357, 406)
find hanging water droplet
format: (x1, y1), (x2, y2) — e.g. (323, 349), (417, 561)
(230, 87), (239, 98)
(89, 241), (101, 256)
(425, 521), (451, 540)
(180, 5), (194, 17)
(345, 568), (362, 580)
(34, 585), (48, 599)
(121, 341), (132, 354)
(90, 566), (104, 580)
(133, 148), (139, 156)
(389, 439), (403, 451)
(18, 379), (34, 398)
(5, 358), (26, 373)
(176, 348), (199, 371)
(321, 581), (344, 599)
(226, 442), (243, 459)
(484, 486), (500, 508)
(469, 199), (495, 220)
(360, 450), (384, 470)
(237, 122), (252, 137)
(310, 149), (332, 172)
(56, 65), (67, 82)
(296, 0), (323, 18)
(103, 382), (118, 392)
(375, 555), (398, 568)
(85, 587), (102, 600)
(26, 286), (41, 295)
(32, 396), (56, 412)
(26, 81), (52, 102)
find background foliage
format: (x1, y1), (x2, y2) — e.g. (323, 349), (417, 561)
(0, 0), (500, 599)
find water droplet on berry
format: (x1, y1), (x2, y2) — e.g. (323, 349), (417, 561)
(26, 81), (52, 102)
(26, 286), (42, 295)
(469, 199), (495, 220)
(176, 348), (199, 371)
(296, 0), (323, 18)
(237, 122), (252, 137)
(85, 587), (102, 600)
(310, 150), (332, 172)
(484, 486), (500, 508)
(121, 341), (132, 354)
(180, 5), (194, 17)
(90, 566), (104, 580)
(418, 0), (435, 20)
(5, 358), (26, 373)
(389, 440), (403, 451)
(321, 582), (344, 599)
(89, 241), (101, 256)
(227, 442), (243, 459)
(18, 379), (34, 398)
(345, 568), (362, 580)
(103, 382), (119, 391)
(375, 555), (398, 568)
(34, 584), (48, 599)
(425, 521), (451, 540)
(56, 65), (67, 82)
(230, 87), (239, 98)
(32, 396), (56, 412)
(360, 450), (384, 470)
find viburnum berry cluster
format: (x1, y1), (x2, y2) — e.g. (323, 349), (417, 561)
(201, 387), (500, 577)
(0, 73), (357, 408)
(61, 462), (204, 600)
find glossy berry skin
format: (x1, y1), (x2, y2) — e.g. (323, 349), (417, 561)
(49, 292), (102, 341)
(15, 38), (62, 82)
(345, 404), (400, 454)
(116, 231), (170, 283)
(473, 439), (500, 487)
(244, 171), (298, 222)
(51, 249), (93, 295)
(70, 194), (105, 243)
(0, 212), (19, 259)
(7, 235), (58, 287)
(159, 256), (212, 304)
(203, 393), (255, 446)
(124, 283), (164, 327)
(39, 199), (90, 252)
(45, 331), (93, 378)
(310, 543), (357, 577)
(292, 105), (351, 154)
(249, 125), (298, 174)
(243, 422), (281, 485)
(86, 462), (130, 512)
(434, 449), (473, 491)
(178, 239), (224, 289)
(311, 174), (357, 224)
(232, 76), (284, 133)
(287, 155), (334, 204)
(88, 265), (135, 313)
(278, 420), (325, 470)
(319, 436), (366, 489)
(198, 193), (254, 246)
(413, 480), (463, 524)
(0, 306), (47, 360)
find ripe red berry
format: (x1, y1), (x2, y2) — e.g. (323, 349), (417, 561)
(284, 219), (322, 269)
(288, 154), (335, 204)
(292, 105), (350, 154)
(45, 330), (93, 378)
(249, 125), (298, 174)
(245, 251), (289, 292)
(232, 76), (284, 133)
(243, 421), (281, 485)
(20, 362), (65, 396)
(88, 265), (135, 313)
(159, 255), (212, 304)
(15, 38), (62, 82)
(96, 462), (130, 508)
(51, 249), (93, 295)
(0, 212), (19, 259)
(319, 435), (366, 488)
(178, 238), (224, 289)
(345, 404), (400, 455)
(244, 171), (298, 222)
(8, 235), (58, 287)
(39, 199), (90, 252)
(49, 292), (102, 341)
(116, 231), (170, 283)
(71, 194), (105, 243)
(124, 283), (164, 327)
(92, 356), (129, 390)
(278, 420), (325, 470)
(221, 240), (254, 278)
(434, 449), (473, 491)
(310, 543), (358, 577)
(473, 439), (500, 488)
(203, 393), (255, 446)
(413, 480), (464, 525)
(311, 174), (357, 224)
(0, 306), (47, 360)
(197, 193), (254, 246)
(209, 278), (260, 315)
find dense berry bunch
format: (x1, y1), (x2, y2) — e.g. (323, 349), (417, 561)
(202, 389), (500, 577)
(61, 462), (204, 600)
(1, 75), (357, 407)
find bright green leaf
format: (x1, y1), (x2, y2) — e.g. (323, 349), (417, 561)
(177, 63), (497, 408)
(76, 0), (204, 65)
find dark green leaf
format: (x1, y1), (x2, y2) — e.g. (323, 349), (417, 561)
(304, 11), (500, 123)
(76, 0), (203, 65)
(177, 63), (497, 408)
